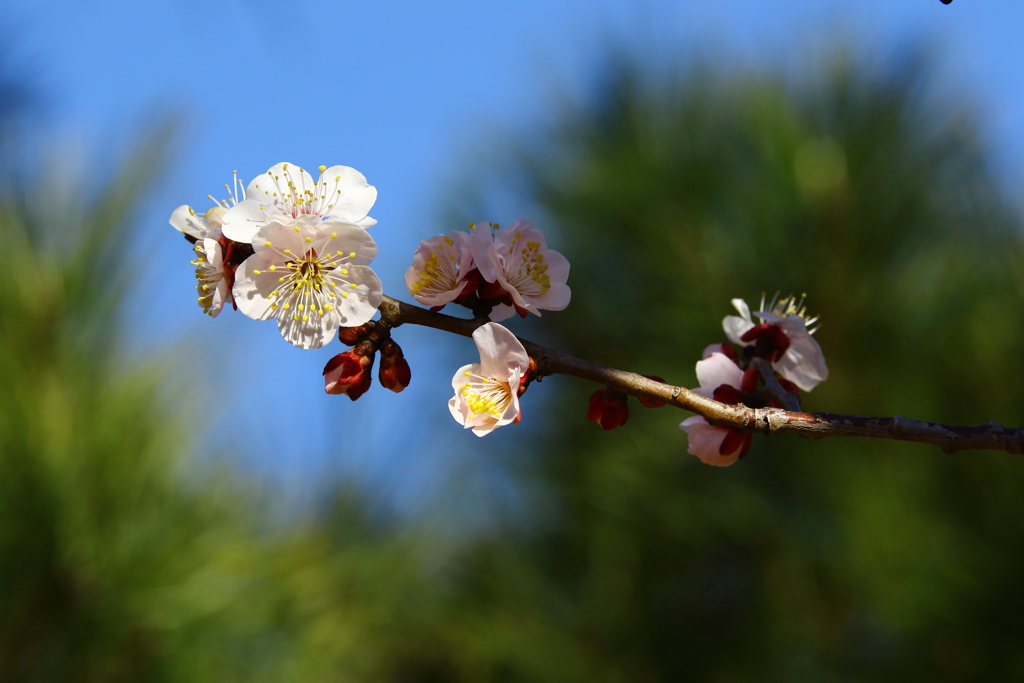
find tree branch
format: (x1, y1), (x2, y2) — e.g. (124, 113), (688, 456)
(377, 296), (1024, 455)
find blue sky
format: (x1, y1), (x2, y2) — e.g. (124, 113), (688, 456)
(7, 0), (1023, 512)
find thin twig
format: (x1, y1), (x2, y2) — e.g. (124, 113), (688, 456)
(752, 358), (801, 412)
(377, 296), (1024, 455)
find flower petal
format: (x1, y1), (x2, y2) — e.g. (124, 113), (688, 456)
(472, 322), (529, 380)
(221, 198), (269, 243)
(694, 352), (744, 397)
(232, 256), (278, 321)
(170, 205), (213, 239)
(469, 223), (500, 282)
(679, 417), (739, 467)
(318, 165), (377, 225)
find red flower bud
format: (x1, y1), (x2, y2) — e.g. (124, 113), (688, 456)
(587, 388), (629, 431)
(324, 348), (375, 400)
(638, 375), (667, 408)
(338, 320), (378, 346)
(378, 339), (412, 393)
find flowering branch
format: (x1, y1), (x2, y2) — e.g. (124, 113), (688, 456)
(379, 295), (1024, 455)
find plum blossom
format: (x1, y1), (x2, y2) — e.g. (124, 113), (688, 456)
(723, 294), (828, 392)
(221, 162), (377, 243)
(470, 220), (571, 322)
(679, 352), (755, 467)
(170, 172), (248, 315)
(449, 323), (530, 436)
(405, 231), (476, 308)
(232, 214), (383, 350)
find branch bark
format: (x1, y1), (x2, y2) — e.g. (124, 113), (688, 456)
(377, 296), (1024, 455)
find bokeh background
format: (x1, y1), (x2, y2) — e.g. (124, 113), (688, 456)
(3, 0), (1024, 680)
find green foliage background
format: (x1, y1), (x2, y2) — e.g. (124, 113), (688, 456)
(3, 50), (1024, 681)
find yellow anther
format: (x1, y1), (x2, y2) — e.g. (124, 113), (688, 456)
(270, 303), (277, 309)
(464, 371), (471, 376)
(335, 175), (341, 182)
(282, 163), (288, 170)
(278, 277), (284, 282)
(305, 237), (312, 243)
(342, 292), (349, 298)
(283, 249), (291, 254)
(293, 314), (298, 320)
(317, 309), (323, 316)
(330, 232), (336, 239)
(269, 265), (276, 271)
(349, 252), (356, 258)
(253, 269), (261, 275)
(283, 303), (291, 310)
(297, 304), (304, 311)
(318, 165), (326, 173)
(202, 285), (209, 291)
(294, 226), (301, 233)
(327, 305), (334, 311)
(349, 283), (357, 289)
(301, 315), (308, 322)
(341, 268), (348, 275)
(264, 241), (272, 247)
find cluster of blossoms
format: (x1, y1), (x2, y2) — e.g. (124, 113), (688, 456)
(170, 162), (383, 349)
(680, 294), (829, 466)
(170, 163), (827, 464)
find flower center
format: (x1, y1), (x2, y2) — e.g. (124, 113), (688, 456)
(462, 372), (513, 419)
(761, 292), (819, 331)
(410, 236), (460, 296)
(503, 231), (550, 295)
(252, 164), (346, 219)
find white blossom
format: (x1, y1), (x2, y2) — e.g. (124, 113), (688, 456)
(679, 352), (752, 467)
(449, 323), (530, 436)
(190, 238), (231, 317)
(169, 170), (246, 240)
(470, 219), (571, 322)
(232, 215), (382, 349)
(722, 294), (828, 392)
(405, 231), (475, 307)
(221, 162), (377, 243)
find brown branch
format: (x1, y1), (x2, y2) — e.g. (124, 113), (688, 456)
(377, 296), (1024, 455)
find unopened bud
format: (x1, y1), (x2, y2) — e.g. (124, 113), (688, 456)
(638, 375), (667, 408)
(587, 388), (629, 431)
(338, 320), (378, 346)
(378, 339), (411, 393)
(324, 348), (376, 400)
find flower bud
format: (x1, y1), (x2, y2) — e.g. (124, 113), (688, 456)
(378, 339), (411, 393)
(638, 375), (667, 408)
(324, 347), (375, 400)
(587, 388), (629, 431)
(338, 320), (378, 346)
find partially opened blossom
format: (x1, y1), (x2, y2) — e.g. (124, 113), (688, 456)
(232, 215), (383, 349)
(679, 352), (755, 467)
(221, 162), (377, 243)
(324, 348), (374, 400)
(449, 323), (530, 436)
(169, 170), (246, 240)
(191, 238), (231, 317)
(470, 220), (571, 321)
(405, 231), (476, 308)
(723, 294), (828, 392)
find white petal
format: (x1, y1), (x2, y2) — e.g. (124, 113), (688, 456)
(469, 223), (500, 283)
(530, 281), (571, 312)
(202, 238), (222, 268)
(694, 352), (744, 397)
(232, 256), (278, 321)
(170, 205), (213, 239)
(331, 265), (383, 327)
(317, 165), (378, 224)
(731, 298), (751, 321)
(473, 322), (529, 380)
(487, 304), (517, 322)
(723, 315), (754, 346)
(702, 343), (726, 359)
(221, 199), (269, 243)
(774, 318), (829, 391)
(276, 304), (338, 350)
(318, 220), (378, 265)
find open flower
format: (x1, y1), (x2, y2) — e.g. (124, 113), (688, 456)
(232, 215), (383, 349)
(679, 352), (755, 467)
(470, 219), (571, 322)
(723, 294), (828, 392)
(405, 231), (476, 308)
(221, 162), (377, 243)
(449, 323), (530, 436)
